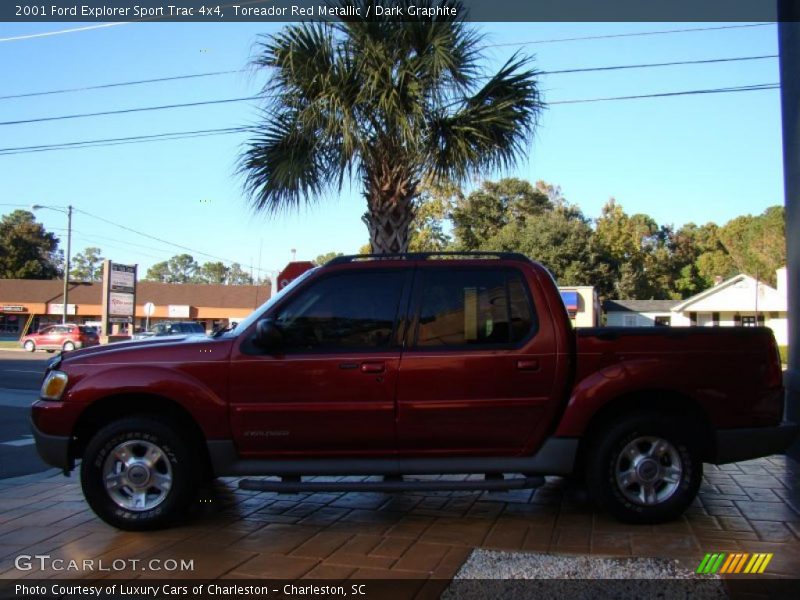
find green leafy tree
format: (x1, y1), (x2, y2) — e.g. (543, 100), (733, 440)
(313, 252), (344, 266)
(594, 200), (668, 299)
(199, 261), (230, 284)
(718, 206), (785, 286)
(227, 262), (254, 285)
(0, 210), (60, 279)
(482, 202), (614, 295)
(408, 182), (459, 251)
(145, 254), (199, 283)
(239, 1), (542, 254)
(70, 247), (104, 281)
(451, 178), (551, 250)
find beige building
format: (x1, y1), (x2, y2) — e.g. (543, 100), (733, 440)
(558, 286), (601, 327)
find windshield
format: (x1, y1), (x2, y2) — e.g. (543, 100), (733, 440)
(223, 267), (319, 338)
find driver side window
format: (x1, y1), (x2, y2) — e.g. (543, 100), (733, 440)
(274, 271), (406, 352)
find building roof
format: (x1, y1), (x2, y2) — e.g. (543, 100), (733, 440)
(672, 272), (786, 313)
(603, 299), (680, 313)
(0, 279), (271, 309)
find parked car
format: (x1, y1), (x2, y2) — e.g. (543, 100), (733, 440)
(21, 324), (99, 353)
(132, 321), (206, 340)
(31, 253), (797, 530)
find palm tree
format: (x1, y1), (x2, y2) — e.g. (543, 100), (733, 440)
(239, 0), (542, 254)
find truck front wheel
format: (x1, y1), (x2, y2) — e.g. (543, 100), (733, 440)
(80, 416), (200, 530)
(585, 412), (702, 524)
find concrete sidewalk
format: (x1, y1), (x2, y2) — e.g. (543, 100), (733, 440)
(0, 456), (798, 586)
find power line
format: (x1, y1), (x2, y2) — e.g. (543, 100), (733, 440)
(0, 69), (244, 101)
(0, 126), (249, 155)
(0, 21), (775, 102)
(73, 208), (271, 273)
(0, 96), (263, 127)
(550, 83), (779, 105)
(540, 54), (777, 76)
(483, 23), (774, 48)
(0, 52), (778, 128)
(0, 82), (780, 157)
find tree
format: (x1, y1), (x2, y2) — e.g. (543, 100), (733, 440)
(199, 261), (230, 284)
(718, 206), (785, 286)
(70, 247), (104, 281)
(451, 178), (551, 250)
(227, 263), (254, 285)
(313, 252), (344, 266)
(408, 181), (459, 251)
(239, 1), (542, 254)
(145, 254), (199, 283)
(0, 210), (60, 279)
(481, 201), (614, 295)
(594, 200), (669, 299)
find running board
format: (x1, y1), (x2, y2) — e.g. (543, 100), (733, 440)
(238, 475), (545, 493)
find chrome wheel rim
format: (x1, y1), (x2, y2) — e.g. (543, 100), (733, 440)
(615, 436), (682, 506)
(63, 343), (74, 351)
(102, 440), (172, 511)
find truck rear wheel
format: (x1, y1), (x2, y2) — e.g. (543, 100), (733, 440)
(585, 412), (702, 524)
(80, 416), (200, 530)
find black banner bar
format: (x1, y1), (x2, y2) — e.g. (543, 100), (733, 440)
(0, 1), (789, 24)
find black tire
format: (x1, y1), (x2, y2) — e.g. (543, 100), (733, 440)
(585, 412), (702, 524)
(80, 416), (201, 531)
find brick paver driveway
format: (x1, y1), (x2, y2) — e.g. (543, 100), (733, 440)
(1, 456), (798, 586)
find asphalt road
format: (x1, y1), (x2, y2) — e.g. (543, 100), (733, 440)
(0, 349), (52, 479)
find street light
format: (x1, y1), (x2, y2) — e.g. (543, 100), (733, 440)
(32, 204), (73, 325)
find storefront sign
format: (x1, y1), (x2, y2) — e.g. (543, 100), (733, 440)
(109, 293), (134, 316)
(47, 303), (76, 315)
(168, 304), (191, 318)
(110, 263), (136, 293)
(0, 305), (26, 313)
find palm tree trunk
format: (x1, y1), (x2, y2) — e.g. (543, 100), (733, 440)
(362, 171), (417, 254)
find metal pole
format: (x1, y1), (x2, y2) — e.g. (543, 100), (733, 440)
(63, 205), (72, 324)
(778, 1), (800, 456)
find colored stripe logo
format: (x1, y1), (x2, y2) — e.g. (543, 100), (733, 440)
(696, 553), (773, 574)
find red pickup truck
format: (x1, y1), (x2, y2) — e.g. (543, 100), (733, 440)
(31, 253), (796, 530)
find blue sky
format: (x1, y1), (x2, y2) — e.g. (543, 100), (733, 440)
(0, 20), (784, 280)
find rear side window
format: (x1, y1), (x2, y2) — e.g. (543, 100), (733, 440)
(414, 269), (537, 348)
(273, 271), (406, 352)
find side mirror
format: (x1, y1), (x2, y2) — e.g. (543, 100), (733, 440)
(254, 318), (283, 352)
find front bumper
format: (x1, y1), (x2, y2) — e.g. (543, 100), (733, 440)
(30, 418), (73, 471)
(713, 421), (799, 464)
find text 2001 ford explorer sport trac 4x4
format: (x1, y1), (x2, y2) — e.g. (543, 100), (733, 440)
(31, 253), (797, 530)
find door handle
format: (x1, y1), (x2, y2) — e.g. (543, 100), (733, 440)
(361, 362), (385, 374)
(516, 359), (539, 371)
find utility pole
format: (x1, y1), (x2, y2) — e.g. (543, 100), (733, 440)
(63, 205), (73, 324)
(778, 0), (799, 456)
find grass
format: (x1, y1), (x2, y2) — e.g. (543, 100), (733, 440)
(779, 345), (788, 366)
(0, 340), (20, 349)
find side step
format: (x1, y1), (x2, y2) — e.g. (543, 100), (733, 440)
(239, 475), (545, 493)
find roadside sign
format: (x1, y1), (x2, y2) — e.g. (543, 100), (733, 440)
(143, 302), (155, 317)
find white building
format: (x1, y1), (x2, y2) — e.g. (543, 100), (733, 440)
(603, 267), (789, 346)
(603, 300), (687, 327)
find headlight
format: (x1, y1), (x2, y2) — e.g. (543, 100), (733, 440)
(40, 370), (68, 401)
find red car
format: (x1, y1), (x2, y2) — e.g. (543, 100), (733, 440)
(30, 253), (797, 530)
(21, 323), (99, 353)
